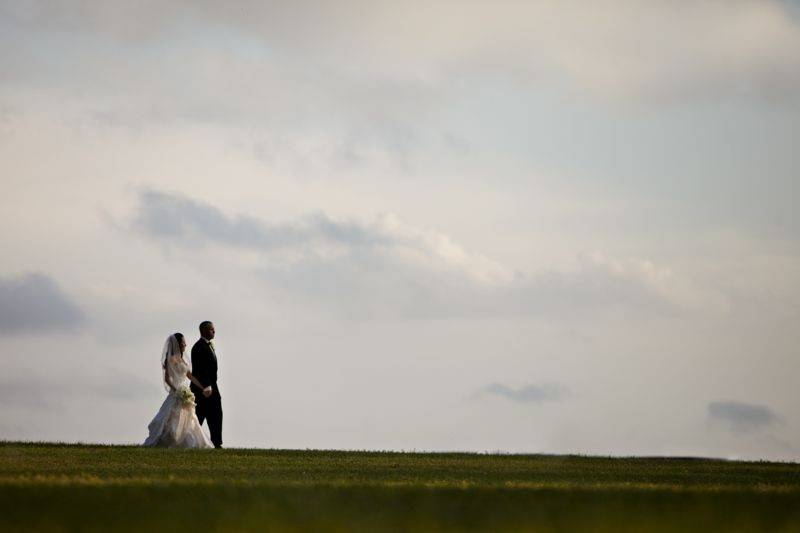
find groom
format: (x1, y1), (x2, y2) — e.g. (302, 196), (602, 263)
(191, 320), (223, 448)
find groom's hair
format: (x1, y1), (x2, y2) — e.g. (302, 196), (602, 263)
(199, 321), (213, 332)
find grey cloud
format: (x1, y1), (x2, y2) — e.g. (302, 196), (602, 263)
(134, 189), (386, 250)
(132, 191), (683, 319)
(708, 401), (782, 434)
(4, 1), (800, 103)
(479, 383), (566, 403)
(0, 273), (84, 334)
(0, 372), (159, 410)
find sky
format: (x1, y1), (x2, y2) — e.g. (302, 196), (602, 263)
(0, 0), (798, 460)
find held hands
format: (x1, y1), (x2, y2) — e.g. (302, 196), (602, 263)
(203, 386), (213, 398)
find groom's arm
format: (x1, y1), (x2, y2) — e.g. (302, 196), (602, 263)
(191, 344), (209, 388)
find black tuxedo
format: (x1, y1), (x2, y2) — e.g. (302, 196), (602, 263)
(191, 338), (222, 447)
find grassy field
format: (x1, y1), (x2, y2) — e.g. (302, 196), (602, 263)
(1, 442), (799, 532)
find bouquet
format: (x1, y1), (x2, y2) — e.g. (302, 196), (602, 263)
(176, 385), (195, 406)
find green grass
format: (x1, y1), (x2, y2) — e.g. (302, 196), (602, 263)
(2, 442), (799, 532)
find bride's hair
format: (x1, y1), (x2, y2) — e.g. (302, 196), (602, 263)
(161, 333), (185, 369)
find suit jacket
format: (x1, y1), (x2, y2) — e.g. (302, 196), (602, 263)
(191, 338), (220, 397)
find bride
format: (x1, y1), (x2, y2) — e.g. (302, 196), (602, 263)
(144, 333), (214, 448)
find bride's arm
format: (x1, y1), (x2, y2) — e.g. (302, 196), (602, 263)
(164, 365), (176, 392)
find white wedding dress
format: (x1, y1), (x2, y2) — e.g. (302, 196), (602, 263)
(144, 336), (213, 449)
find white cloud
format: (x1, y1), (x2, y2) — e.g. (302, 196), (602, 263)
(133, 189), (514, 284)
(131, 190), (712, 319)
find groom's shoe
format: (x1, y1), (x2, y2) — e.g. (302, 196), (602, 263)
(214, 445), (223, 449)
